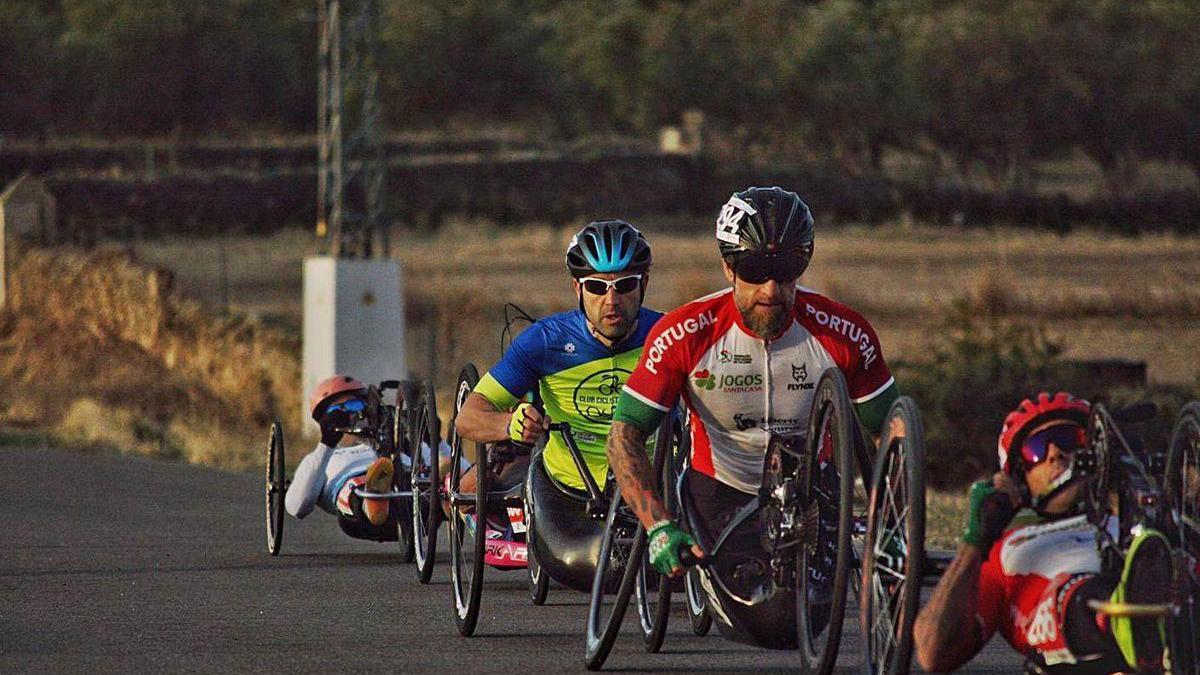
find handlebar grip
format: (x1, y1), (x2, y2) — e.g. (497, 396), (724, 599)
(677, 544), (706, 568)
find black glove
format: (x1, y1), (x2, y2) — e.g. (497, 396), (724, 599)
(319, 410), (346, 447)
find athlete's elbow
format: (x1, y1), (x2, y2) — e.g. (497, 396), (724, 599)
(913, 621), (971, 673)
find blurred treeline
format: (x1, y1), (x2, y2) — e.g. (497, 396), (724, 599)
(4, 0), (1200, 194)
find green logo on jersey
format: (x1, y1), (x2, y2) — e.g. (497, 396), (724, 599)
(573, 368), (630, 423)
(692, 369), (716, 391)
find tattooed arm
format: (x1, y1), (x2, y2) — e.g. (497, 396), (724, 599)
(606, 420), (670, 530)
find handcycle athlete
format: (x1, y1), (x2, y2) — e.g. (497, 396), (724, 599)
(606, 186), (899, 649)
(286, 375), (447, 540)
(914, 392), (1188, 674)
(452, 219), (663, 590)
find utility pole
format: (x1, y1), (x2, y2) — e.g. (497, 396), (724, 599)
(305, 0), (405, 430)
(317, 0), (387, 259)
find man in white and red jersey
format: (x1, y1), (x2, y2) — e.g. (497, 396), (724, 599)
(606, 186), (899, 584)
(915, 392), (1176, 674)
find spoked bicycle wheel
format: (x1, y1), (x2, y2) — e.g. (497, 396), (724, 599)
(449, 363), (487, 636)
(1166, 402), (1200, 675)
(392, 379), (421, 563)
(585, 484), (647, 671)
(796, 368), (856, 675)
(634, 413), (678, 653)
(265, 420), (286, 556)
(410, 378), (442, 584)
(861, 397), (926, 675)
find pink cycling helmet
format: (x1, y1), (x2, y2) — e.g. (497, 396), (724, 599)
(308, 374), (367, 421)
(997, 392), (1091, 474)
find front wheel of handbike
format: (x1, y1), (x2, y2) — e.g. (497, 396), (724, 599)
(1166, 402), (1200, 675)
(449, 363), (487, 636)
(411, 379), (442, 584)
(796, 368), (856, 675)
(635, 412), (680, 652)
(861, 396), (926, 675)
(585, 485), (646, 671)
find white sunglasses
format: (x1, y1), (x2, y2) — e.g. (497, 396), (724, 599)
(578, 274), (643, 295)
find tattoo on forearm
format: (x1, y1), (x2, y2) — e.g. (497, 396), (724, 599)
(607, 421), (668, 527)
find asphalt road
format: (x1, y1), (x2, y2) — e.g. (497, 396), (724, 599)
(0, 446), (1022, 673)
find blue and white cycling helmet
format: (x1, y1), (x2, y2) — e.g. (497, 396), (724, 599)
(565, 219), (652, 278)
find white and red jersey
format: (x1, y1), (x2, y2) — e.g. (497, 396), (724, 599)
(621, 287), (894, 494)
(977, 513), (1116, 665)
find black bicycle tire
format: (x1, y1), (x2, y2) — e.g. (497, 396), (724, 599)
(796, 368), (855, 675)
(585, 484), (646, 671)
(527, 501), (551, 605)
(1166, 402), (1200, 675)
(450, 364), (487, 635)
(265, 420), (285, 556)
(636, 414), (676, 652)
(393, 379), (421, 563)
(411, 379), (441, 584)
(861, 396), (926, 675)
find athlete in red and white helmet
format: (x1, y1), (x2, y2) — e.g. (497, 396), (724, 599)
(286, 374), (447, 541)
(915, 392), (1175, 673)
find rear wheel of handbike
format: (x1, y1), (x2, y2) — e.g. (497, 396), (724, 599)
(585, 485), (646, 671)
(265, 420), (286, 556)
(796, 368), (855, 675)
(450, 364), (487, 636)
(861, 396), (926, 675)
(411, 379), (442, 584)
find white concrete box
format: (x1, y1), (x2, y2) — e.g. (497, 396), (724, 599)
(302, 256), (406, 428)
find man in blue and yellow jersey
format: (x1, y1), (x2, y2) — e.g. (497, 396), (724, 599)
(454, 219), (662, 587)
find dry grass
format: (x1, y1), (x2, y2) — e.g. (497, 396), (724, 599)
(130, 220), (1200, 389)
(13, 220), (1194, 474)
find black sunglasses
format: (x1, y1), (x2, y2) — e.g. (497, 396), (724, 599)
(732, 251), (808, 284)
(579, 274), (643, 295)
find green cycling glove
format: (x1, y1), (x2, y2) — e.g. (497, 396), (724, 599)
(962, 479), (1016, 550)
(647, 520), (694, 575)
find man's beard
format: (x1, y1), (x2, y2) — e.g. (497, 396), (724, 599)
(739, 303), (791, 338)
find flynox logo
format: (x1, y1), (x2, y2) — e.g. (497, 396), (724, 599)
(644, 310), (718, 374)
(805, 304), (878, 370)
(692, 369), (716, 391)
(788, 363), (814, 391)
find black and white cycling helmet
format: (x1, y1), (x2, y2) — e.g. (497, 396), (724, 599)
(715, 186), (815, 266)
(565, 219), (653, 278)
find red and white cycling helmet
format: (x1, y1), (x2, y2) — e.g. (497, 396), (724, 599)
(997, 392), (1091, 475)
(308, 374), (367, 421)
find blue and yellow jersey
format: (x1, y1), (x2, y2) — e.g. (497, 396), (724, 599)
(474, 307), (663, 489)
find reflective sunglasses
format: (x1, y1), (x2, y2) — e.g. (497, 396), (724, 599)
(732, 251), (807, 284)
(579, 274), (643, 296)
(326, 398), (366, 415)
(1020, 423), (1086, 466)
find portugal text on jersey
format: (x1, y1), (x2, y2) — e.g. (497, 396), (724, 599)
(618, 287), (895, 494)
